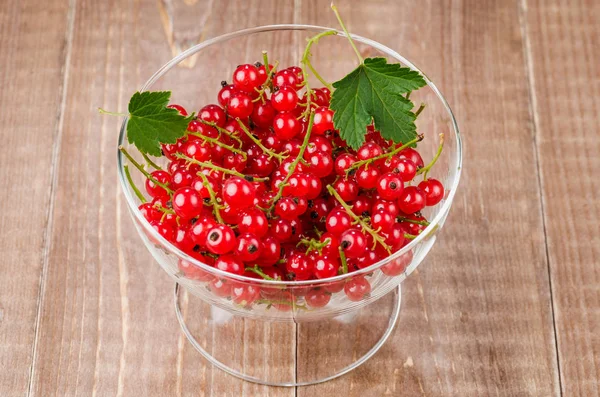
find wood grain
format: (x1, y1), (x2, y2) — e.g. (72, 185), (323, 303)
(28, 0), (295, 396)
(525, 0), (600, 395)
(3, 0), (599, 395)
(0, 0), (71, 396)
(297, 1), (559, 395)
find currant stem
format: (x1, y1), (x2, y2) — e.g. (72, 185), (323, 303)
(120, 147), (174, 195)
(417, 133), (444, 179)
(404, 233), (418, 240)
(297, 237), (331, 255)
(196, 171), (224, 223)
(398, 217), (430, 226)
(198, 120), (244, 146)
(98, 108), (127, 117)
(269, 112), (315, 211)
(175, 153), (269, 182)
(245, 265), (277, 281)
(339, 247), (348, 274)
(188, 132), (247, 160)
(346, 134), (424, 174)
(124, 165), (147, 203)
(326, 184), (391, 253)
(331, 3), (363, 64)
(237, 119), (287, 161)
(141, 151), (163, 171)
(301, 30), (337, 90)
(415, 103), (426, 118)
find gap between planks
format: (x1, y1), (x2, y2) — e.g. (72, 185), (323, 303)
(517, 0), (563, 395)
(27, 0), (78, 395)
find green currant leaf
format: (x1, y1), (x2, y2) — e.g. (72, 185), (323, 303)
(330, 57), (426, 149)
(126, 91), (192, 156)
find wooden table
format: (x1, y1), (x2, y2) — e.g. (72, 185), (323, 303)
(1, 0), (598, 395)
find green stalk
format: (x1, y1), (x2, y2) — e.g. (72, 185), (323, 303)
(269, 112), (315, 211)
(196, 171), (223, 223)
(339, 248), (348, 274)
(141, 151), (163, 171)
(124, 165), (146, 203)
(188, 132), (247, 160)
(301, 30), (337, 90)
(331, 4), (363, 63)
(237, 120), (287, 161)
(326, 184), (391, 253)
(417, 133), (444, 179)
(198, 120), (244, 146)
(245, 265), (277, 281)
(98, 108), (127, 117)
(346, 134), (424, 174)
(175, 153), (269, 182)
(119, 147), (173, 195)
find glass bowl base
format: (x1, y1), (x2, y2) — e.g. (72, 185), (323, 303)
(174, 284), (402, 387)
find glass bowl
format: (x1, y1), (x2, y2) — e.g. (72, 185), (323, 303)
(117, 24), (461, 385)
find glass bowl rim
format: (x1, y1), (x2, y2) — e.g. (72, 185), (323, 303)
(117, 24), (463, 286)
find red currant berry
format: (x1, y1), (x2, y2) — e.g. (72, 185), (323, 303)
(418, 178), (444, 206)
(355, 165), (380, 189)
(398, 147), (424, 168)
(312, 106), (334, 135)
(325, 209), (352, 236)
(232, 64), (261, 93)
(162, 138), (185, 161)
(282, 139), (302, 156)
(182, 140), (211, 162)
(381, 250), (413, 276)
(372, 198), (400, 217)
(371, 209), (395, 232)
(178, 258), (214, 282)
(397, 186), (427, 214)
(205, 224), (237, 255)
(275, 197), (299, 220)
(308, 198), (330, 222)
(305, 288), (331, 308)
(305, 174), (323, 200)
(287, 66), (304, 89)
(383, 223), (406, 251)
(149, 220), (175, 241)
(271, 218), (293, 241)
(320, 233), (340, 257)
(306, 136), (333, 156)
(334, 153), (357, 175)
(221, 177), (256, 209)
(340, 228), (367, 258)
(312, 255), (339, 279)
(306, 151), (333, 178)
(248, 154), (275, 177)
(257, 235), (281, 266)
(235, 233), (263, 262)
(332, 178), (359, 202)
(217, 84), (238, 107)
(167, 104), (188, 116)
(379, 155), (401, 174)
(273, 111), (301, 140)
(198, 104), (226, 127)
(286, 252), (312, 280)
(191, 176), (217, 199)
(271, 86), (298, 112)
(139, 203), (161, 222)
(145, 170), (171, 198)
(209, 278), (232, 297)
(190, 216), (217, 246)
(352, 195), (372, 216)
(231, 283), (261, 306)
(251, 100), (276, 128)
(273, 69), (298, 88)
(238, 208), (269, 237)
(396, 158), (417, 182)
(257, 63), (275, 85)
(344, 276), (371, 301)
(227, 91), (254, 118)
(376, 173), (404, 200)
(174, 225), (195, 252)
(357, 142), (383, 161)
(172, 187), (203, 219)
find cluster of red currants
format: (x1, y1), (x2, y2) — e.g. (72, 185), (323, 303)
(133, 61), (444, 307)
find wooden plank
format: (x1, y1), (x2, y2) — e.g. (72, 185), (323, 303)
(29, 0), (296, 396)
(525, 0), (600, 395)
(0, 0), (71, 395)
(297, 1), (560, 395)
